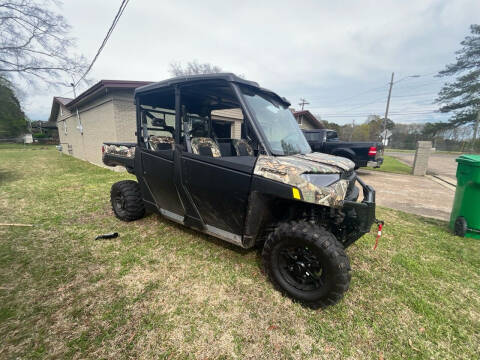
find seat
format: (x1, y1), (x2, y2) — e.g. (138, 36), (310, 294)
(149, 135), (174, 150)
(218, 141), (234, 156)
(231, 139), (254, 156)
(191, 137), (221, 157)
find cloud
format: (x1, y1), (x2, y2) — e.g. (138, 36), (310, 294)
(23, 0), (479, 125)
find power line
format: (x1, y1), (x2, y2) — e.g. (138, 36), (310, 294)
(392, 78), (445, 91)
(391, 92), (438, 98)
(321, 111), (440, 118)
(315, 84), (389, 106)
(322, 95), (388, 114)
(310, 73), (444, 121)
(308, 82), (437, 111)
(74, 0), (130, 88)
(319, 108), (440, 116)
(301, 72), (441, 105)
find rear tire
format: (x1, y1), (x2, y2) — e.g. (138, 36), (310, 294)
(262, 221), (351, 309)
(110, 180), (145, 221)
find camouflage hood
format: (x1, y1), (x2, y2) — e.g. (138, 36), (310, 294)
(254, 153), (355, 207)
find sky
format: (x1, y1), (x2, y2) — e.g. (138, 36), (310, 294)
(25, 0), (480, 125)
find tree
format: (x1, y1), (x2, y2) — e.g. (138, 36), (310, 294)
(169, 60), (222, 77)
(364, 115), (394, 141)
(436, 24), (480, 149)
(0, 76), (27, 137)
(0, 0), (87, 86)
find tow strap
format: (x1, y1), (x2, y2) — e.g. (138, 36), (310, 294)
(373, 220), (384, 250)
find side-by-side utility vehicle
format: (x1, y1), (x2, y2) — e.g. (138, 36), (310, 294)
(102, 73), (378, 308)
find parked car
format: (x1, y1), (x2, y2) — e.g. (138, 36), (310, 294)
(302, 129), (384, 169)
(102, 73), (379, 309)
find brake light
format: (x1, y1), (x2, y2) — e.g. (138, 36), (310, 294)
(102, 145), (105, 154)
(368, 146), (377, 156)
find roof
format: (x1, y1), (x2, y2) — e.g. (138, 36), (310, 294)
(55, 97), (73, 106)
(135, 73), (290, 106)
(67, 80), (152, 108)
(49, 80), (152, 122)
(48, 97), (72, 123)
(293, 110), (324, 129)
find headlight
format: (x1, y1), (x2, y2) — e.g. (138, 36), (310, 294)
(300, 173), (340, 187)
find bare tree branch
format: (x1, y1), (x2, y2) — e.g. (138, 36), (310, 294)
(0, 0), (87, 87)
(169, 60), (223, 77)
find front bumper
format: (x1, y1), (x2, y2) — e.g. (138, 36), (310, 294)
(341, 176), (376, 246)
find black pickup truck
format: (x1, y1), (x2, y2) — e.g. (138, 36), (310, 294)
(302, 129), (384, 169)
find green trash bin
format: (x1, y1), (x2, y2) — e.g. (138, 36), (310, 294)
(450, 154), (480, 239)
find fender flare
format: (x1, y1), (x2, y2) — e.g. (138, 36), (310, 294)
(331, 148), (355, 161)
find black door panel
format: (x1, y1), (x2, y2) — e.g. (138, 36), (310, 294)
(181, 154), (253, 235)
(141, 150), (184, 215)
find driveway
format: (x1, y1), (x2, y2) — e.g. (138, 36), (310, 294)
(356, 169), (454, 221)
(387, 151), (459, 185)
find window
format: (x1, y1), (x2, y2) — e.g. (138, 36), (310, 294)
(140, 106), (176, 151)
(241, 89), (311, 156)
(304, 132), (324, 142)
(180, 82), (257, 157)
(326, 131), (338, 140)
(138, 88), (177, 151)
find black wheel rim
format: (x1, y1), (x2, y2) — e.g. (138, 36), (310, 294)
(278, 245), (325, 291)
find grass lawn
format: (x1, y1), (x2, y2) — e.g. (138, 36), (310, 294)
(370, 155), (412, 175)
(385, 149), (466, 155)
(1, 145), (479, 359)
(385, 148), (416, 153)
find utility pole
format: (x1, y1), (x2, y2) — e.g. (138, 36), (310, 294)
(349, 119), (355, 142)
(382, 72), (395, 146)
(299, 98), (309, 111)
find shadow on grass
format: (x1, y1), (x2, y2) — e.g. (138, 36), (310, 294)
(144, 210), (261, 265)
(0, 168), (22, 185)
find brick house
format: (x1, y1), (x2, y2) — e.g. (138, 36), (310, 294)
(293, 110), (324, 130)
(49, 80), (243, 167)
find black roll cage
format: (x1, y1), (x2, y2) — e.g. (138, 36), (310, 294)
(134, 75), (293, 156)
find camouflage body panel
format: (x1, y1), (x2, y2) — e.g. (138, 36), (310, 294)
(191, 137), (221, 157)
(104, 144), (135, 158)
(294, 152), (355, 172)
(254, 153), (354, 207)
(149, 135), (174, 150)
(231, 139), (254, 156)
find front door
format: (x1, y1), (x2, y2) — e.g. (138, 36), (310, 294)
(180, 153), (255, 235)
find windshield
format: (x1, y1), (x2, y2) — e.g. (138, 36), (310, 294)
(242, 89), (311, 155)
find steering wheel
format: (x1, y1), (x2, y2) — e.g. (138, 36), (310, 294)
(281, 132), (300, 145)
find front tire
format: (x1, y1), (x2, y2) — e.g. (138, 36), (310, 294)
(262, 221), (351, 309)
(110, 180), (145, 221)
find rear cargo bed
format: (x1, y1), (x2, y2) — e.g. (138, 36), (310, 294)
(102, 142), (136, 170)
